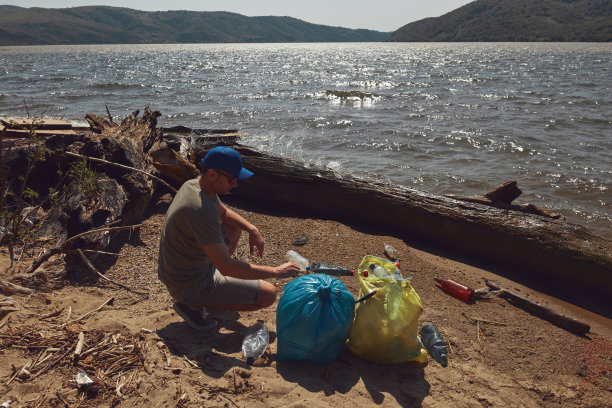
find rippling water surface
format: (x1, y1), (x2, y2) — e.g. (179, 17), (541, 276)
(1, 43), (610, 239)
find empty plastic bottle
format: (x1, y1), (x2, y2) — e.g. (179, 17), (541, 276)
(434, 277), (475, 303)
(285, 250), (310, 272)
(384, 244), (399, 261)
(389, 264), (404, 280)
(242, 321), (269, 365)
(420, 323), (448, 367)
(369, 263), (389, 278)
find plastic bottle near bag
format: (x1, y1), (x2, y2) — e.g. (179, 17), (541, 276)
(384, 244), (399, 260)
(369, 263), (389, 278)
(242, 321), (269, 365)
(285, 250), (310, 271)
(420, 323), (448, 367)
(434, 277), (475, 303)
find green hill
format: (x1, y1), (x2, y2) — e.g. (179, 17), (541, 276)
(0, 6), (391, 45)
(387, 0), (611, 42)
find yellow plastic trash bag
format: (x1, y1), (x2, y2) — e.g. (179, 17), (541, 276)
(346, 255), (428, 364)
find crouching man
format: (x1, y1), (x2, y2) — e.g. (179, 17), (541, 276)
(158, 146), (300, 331)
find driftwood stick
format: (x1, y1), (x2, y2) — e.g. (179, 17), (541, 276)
(25, 248), (60, 275)
(40, 308), (65, 320)
(64, 224), (143, 248)
(27, 223), (142, 274)
(0, 279), (34, 295)
(63, 297), (114, 326)
(485, 278), (590, 335)
(76, 249), (148, 296)
(105, 105), (113, 122)
(78, 249), (120, 257)
(55, 391), (70, 408)
(74, 331), (85, 361)
(33, 379), (54, 408)
(64, 151), (177, 193)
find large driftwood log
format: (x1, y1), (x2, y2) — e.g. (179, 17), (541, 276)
(180, 142), (612, 316)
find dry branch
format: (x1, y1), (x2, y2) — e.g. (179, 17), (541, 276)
(64, 151), (177, 193)
(74, 332), (85, 362)
(76, 249), (148, 296)
(0, 279), (34, 295)
(63, 297), (114, 326)
(27, 223), (143, 274)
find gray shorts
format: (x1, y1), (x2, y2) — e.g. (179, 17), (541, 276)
(166, 270), (261, 307)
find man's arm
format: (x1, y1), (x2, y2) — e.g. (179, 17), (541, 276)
(218, 202), (264, 256)
(203, 242), (299, 280)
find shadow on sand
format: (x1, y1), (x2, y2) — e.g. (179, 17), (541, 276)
(158, 311), (430, 406)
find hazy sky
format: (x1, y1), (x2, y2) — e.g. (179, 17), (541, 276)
(15, 1), (474, 32)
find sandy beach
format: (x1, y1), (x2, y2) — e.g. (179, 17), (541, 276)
(0, 192), (610, 407)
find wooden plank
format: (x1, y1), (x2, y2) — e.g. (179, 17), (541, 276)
(0, 127), (77, 137)
(164, 125), (239, 135)
(1, 118), (73, 130)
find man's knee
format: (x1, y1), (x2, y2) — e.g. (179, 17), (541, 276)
(257, 281), (278, 308)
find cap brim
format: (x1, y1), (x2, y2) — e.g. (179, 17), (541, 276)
(238, 168), (254, 180)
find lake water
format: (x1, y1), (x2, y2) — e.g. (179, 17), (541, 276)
(1, 43), (610, 240)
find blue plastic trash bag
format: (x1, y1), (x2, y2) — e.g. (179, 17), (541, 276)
(276, 274), (355, 365)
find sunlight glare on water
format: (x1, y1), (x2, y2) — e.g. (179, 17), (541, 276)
(1, 42), (610, 239)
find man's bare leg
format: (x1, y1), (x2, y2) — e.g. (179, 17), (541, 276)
(202, 280), (278, 311)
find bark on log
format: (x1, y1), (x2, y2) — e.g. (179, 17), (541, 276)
(149, 139), (199, 188)
(485, 279), (590, 336)
(185, 142), (612, 316)
(80, 108), (159, 224)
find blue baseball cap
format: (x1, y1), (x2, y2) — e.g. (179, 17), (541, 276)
(201, 146), (254, 180)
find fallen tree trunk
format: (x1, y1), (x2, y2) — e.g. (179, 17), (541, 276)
(185, 143), (612, 316)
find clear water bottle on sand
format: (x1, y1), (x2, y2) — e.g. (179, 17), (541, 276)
(420, 323), (448, 367)
(242, 321), (269, 365)
(384, 244), (399, 261)
(285, 250), (310, 271)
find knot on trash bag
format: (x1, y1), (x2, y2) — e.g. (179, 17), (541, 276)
(317, 286), (331, 298)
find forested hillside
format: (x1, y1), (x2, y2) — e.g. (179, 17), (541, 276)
(387, 0), (611, 42)
(0, 6), (390, 45)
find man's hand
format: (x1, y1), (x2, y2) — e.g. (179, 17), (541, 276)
(275, 262), (301, 278)
(249, 228), (265, 257)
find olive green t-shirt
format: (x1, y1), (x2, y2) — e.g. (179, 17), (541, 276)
(157, 179), (223, 288)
